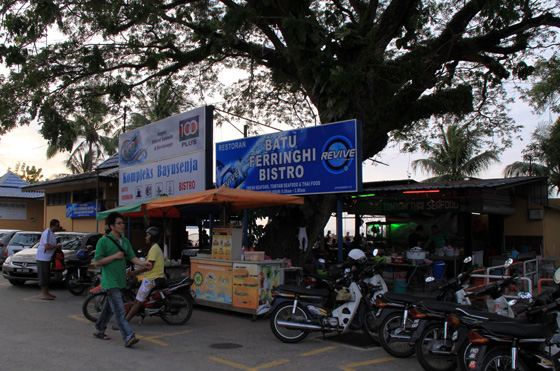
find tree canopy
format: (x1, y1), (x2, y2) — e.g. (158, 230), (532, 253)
(9, 162), (44, 184)
(1, 0), (559, 261)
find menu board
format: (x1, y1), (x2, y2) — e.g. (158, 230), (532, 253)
(211, 228), (242, 260)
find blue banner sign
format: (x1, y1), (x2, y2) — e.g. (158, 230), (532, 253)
(66, 203), (98, 218)
(216, 120), (362, 195)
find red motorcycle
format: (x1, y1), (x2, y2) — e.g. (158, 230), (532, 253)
(82, 276), (196, 325)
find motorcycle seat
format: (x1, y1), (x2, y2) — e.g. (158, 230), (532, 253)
(419, 300), (475, 313)
(382, 292), (430, 304)
(275, 284), (331, 298)
(454, 307), (531, 324)
(65, 259), (91, 267)
(480, 320), (553, 339)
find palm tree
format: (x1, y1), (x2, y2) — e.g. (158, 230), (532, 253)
(46, 104), (118, 174)
(412, 122), (500, 182)
(504, 120), (560, 194)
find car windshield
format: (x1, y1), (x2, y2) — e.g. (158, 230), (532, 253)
(11, 233), (40, 246)
(57, 235), (82, 250)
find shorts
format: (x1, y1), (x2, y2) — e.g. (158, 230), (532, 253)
(37, 260), (51, 286)
(136, 278), (156, 302)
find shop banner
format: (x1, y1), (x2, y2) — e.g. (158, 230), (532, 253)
(119, 151), (206, 204)
(216, 119), (362, 195)
(118, 106), (213, 205)
(66, 203), (98, 217)
(119, 106), (210, 168)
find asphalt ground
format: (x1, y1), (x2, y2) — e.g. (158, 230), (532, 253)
(0, 279), (428, 371)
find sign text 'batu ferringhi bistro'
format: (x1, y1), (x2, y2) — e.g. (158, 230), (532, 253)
(118, 106), (214, 205)
(215, 119), (362, 195)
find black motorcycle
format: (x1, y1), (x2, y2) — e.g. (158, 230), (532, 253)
(64, 249), (100, 295)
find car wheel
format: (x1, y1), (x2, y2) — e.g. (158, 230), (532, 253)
(8, 279), (25, 285)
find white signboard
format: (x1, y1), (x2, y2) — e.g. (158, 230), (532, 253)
(0, 202), (27, 220)
(118, 106), (213, 205)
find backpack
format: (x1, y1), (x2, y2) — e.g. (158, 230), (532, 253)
(50, 249), (67, 271)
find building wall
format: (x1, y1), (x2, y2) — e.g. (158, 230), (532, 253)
(503, 197), (544, 236)
(544, 199), (560, 258)
(43, 178), (117, 233)
(0, 199), (44, 231)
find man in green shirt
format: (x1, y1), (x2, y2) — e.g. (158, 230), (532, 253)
(424, 224), (449, 253)
(91, 212), (151, 347)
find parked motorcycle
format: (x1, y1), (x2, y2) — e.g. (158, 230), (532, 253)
(268, 249), (378, 343)
(64, 249), (100, 295)
(83, 275), (196, 325)
(413, 271), (521, 371)
(455, 267), (560, 371)
(373, 256), (476, 358)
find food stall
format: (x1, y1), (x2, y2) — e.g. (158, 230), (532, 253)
(145, 187), (304, 316)
(190, 227), (283, 315)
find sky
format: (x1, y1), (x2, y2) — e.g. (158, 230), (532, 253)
(0, 85), (549, 183)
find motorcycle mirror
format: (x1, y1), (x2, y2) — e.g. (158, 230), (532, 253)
(425, 276), (435, 283)
(504, 258), (514, 269)
(463, 256), (472, 264)
(554, 268), (560, 284)
(372, 249), (379, 257)
(518, 292), (532, 300)
(507, 299), (517, 307)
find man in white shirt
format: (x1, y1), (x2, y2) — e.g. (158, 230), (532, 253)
(36, 219), (62, 300)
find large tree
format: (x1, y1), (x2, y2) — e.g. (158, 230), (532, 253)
(0, 1), (559, 263)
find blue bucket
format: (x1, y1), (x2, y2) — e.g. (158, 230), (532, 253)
(433, 261), (445, 280)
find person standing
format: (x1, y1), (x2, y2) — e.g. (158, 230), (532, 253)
(91, 212), (151, 347)
(36, 219), (62, 300)
(424, 225), (449, 253)
(408, 225), (424, 249)
(125, 227), (165, 322)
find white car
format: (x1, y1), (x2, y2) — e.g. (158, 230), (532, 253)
(4, 231), (41, 258)
(2, 231), (102, 286)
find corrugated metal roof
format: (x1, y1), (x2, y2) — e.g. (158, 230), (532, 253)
(362, 176), (547, 192)
(0, 171), (43, 199)
(95, 153), (119, 170)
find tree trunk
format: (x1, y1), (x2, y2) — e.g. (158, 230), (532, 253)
(260, 193), (337, 266)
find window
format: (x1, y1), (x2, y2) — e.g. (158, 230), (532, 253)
(47, 192), (71, 206)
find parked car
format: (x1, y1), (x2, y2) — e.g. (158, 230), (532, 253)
(4, 231), (42, 258)
(0, 229), (21, 264)
(2, 231), (102, 286)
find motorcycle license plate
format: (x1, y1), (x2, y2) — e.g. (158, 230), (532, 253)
(15, 268), (31, 273)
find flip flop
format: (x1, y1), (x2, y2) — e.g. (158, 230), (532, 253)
(111, 324), (119, 331)
(48, 294), (57, 298)
(125, 336), (139, 347)
(93, 332), (111, 340)
(41, 296), (54, 300)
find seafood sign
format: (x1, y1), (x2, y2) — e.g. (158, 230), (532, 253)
(216, 119), (362, 195)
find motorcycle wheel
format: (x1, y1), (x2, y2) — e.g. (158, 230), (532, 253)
(378, 311), (416, 358)
(362, 311), (378, 342)
(160, 292), (194, 325)
(482, 347), (530, 371)
(415, 322), (457, 371)
(82, 292), (107, 322)
(456, 338), (474, 371)
(270, 302), (310, 343)
(66, 269), (87, 296)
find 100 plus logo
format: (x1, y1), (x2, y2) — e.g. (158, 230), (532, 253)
(179, 116), (200, 142)
(321, 136), (356, 174)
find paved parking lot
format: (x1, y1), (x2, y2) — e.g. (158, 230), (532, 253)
(0, 279), (425, 370)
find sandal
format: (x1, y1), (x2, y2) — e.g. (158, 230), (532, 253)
(41, 296), (54, 300)
(125, 336), (139, 347)
(93, 332), (111, 340)
(111, 324), (119, 331)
